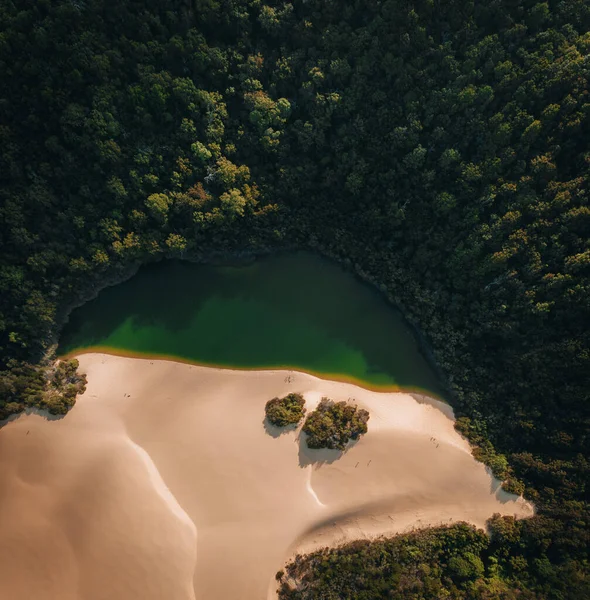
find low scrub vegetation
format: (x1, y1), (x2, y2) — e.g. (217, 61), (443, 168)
(303, 398), (369, 450)
(277, 522), (512, 600)
(265, 393), (306, 427)
(0, 358), (87, 419)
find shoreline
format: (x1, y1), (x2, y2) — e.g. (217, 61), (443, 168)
(59, 346), (446, 399)
(43, 247), (276, 365)
(47, 248), (450, 398)
(309, 243), (452, 396)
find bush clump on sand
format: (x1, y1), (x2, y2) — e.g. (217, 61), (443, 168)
(265, 393), (306, 427)
(0, 358), (87, 420)
(302, 398), (369, 450)
(40, 359), (88, 415)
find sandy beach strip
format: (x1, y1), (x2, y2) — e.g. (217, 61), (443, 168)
(0, 353), (533, 600)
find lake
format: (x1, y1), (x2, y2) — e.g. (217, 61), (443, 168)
(58, 253), (444, 395)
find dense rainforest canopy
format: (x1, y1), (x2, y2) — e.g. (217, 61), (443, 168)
(0, 0), (588, 597)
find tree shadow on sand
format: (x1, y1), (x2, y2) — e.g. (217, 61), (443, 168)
(409, 392), (453, 418)
(262, 417), (299, 439)
(0, 407), (66, 431)
(486, 467), (522, 505)
(298, 430), (360, 468)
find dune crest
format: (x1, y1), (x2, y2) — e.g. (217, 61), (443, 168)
(0, 354), (533, 600)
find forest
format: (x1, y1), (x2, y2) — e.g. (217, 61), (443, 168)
(0, 0), (588, 597)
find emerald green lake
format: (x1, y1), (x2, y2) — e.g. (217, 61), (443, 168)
(59, 253), (444, 395)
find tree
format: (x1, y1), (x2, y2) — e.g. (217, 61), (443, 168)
(303, 398), (370, 450)
(165, 233), (188, 254)
(145, 193), (172, 224)
(265, 393), (306, 427)
(219, 188), (247, 218)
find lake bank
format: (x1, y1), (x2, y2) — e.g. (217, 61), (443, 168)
(45, 247), (271, 364)
(57, 252), (446, 396)
(0, 354), (533, 600)
(60, 346), (444, 396)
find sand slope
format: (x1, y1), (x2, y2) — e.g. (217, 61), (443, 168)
(0, 354), (533, 600)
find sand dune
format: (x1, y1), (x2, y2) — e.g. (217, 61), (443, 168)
(0, 354), (533, 600)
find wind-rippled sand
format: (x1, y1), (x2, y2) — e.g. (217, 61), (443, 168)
(0, 354), (533, 599)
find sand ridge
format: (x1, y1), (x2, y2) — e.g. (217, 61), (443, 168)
(0, 353), (533, 600)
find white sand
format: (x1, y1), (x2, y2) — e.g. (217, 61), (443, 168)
(0, 354), (533, 600)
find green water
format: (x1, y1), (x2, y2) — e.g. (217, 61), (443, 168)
(59, 253), (444, 395)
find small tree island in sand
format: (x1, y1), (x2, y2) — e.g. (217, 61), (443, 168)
(265, 393), (306, 427)
(303, 397), (369, 450)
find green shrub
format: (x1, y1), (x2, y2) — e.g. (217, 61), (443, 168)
(448, 552), (485, 583)
(265, 392), (306, 427)
(302, 397), (369, 450)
